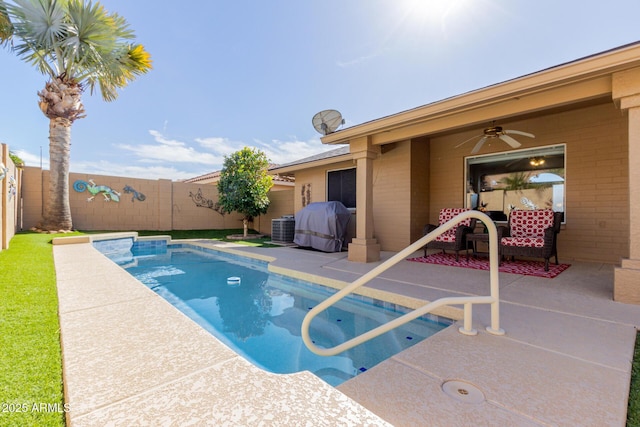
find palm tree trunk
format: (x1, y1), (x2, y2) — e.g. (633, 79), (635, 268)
(42, 117), (73, 231)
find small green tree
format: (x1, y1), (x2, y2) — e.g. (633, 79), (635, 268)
(217, 147), (273, 237)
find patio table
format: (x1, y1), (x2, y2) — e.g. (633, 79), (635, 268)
(466, 232), (490, 260)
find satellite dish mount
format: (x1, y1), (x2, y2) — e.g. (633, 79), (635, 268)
(312, 110), (344, 135)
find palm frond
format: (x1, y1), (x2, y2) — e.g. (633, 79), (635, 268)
(82, 42), (151, 101)
(0, 2), (14, 45)
(2, 0), (68, 76)
(126, 43), (152, 74)
(3, 0), (151, 101)
(9, 0), (67, 47)
(65, 1), (125, 62)
(65, 1), (151, 100)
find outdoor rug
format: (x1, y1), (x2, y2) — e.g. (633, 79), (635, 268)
(407, 253), (571, 279)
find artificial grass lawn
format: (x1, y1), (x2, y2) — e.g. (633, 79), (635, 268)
(0, 232), (80, 427)
(630, 332), (640, 427)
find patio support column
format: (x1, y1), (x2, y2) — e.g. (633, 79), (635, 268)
(348, 137), (381, 262)
(613, 68), (640, 304)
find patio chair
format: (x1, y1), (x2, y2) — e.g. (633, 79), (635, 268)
(497, 209), (562, 271)
(423, 208), (476, 261)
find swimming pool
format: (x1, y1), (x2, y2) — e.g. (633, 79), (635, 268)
(97, 239), (451, 386)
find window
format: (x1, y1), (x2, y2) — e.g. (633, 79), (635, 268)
(327, 168), (356, 209)
(465, 145), (565, 221)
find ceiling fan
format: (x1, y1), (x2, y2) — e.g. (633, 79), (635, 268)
(455, 123), (535, 154)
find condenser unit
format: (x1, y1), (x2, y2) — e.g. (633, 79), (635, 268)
(271, 216), (295, 244)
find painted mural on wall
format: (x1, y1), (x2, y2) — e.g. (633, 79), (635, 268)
(73, 179), (121, 202)
(8, 175), (16, 201)
(189, 188), (225, 215)
(123, 185), (146, 202)
(0, 163), (7, 181)
(73, 179), (148, 204)
(1, 162), (18, 201)
(301, 183), (311, 207)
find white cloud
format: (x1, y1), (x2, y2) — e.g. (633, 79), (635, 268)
(253, 137), (335, 164)
(195, 136), (245, 156)
(109, 130), (335, 179)
(10, 149), (47, 168)
(336, 51), (382, 68)
(115, 130), (224, 166)
(189, 133), (336, 166)
(69, 159), (201, 181)
(16, 130), (340, 181)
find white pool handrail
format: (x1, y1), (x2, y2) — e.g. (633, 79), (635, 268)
(301, 210), (505, 357)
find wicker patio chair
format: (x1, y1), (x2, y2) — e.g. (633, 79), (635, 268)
(423, 208), (477, 261)
(497, 209), (562, 271)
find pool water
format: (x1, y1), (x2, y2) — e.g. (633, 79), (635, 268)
(101, 241), (450, 386)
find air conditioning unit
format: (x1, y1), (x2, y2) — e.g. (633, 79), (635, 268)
(271, 217), (295, 243)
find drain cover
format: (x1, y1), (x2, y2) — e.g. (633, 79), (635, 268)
(441, 380), (485, 404)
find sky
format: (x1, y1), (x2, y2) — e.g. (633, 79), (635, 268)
(1, 0), (640, 180)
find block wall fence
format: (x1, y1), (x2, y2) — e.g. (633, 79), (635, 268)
(17, 166), (294, 237)
(0, 143), (22, 250)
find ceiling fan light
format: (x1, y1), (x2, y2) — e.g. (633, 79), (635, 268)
(529, 157), (545, 166)
(484, 126), (502, 137)
(456, 122), (534, 153)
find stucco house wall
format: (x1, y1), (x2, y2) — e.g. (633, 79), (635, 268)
(293, 159), (354, 213)
(277, 142), (432, 252)
(409, 138), (431, 244)
(370, 140), (415, 251)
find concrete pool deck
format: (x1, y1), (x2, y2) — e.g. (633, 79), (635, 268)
(53, 237), (640, 426)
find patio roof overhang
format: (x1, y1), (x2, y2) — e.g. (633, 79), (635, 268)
(321, 42), (640, 147)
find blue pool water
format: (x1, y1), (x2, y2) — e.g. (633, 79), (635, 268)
(98, 239), (451, 386)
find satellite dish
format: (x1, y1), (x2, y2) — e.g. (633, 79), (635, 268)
(312, 110), (344, 135)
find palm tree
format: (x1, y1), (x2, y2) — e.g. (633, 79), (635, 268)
(0, 0), (151, 230)
(499, 171), (550, 193)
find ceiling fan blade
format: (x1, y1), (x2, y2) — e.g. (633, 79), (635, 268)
(504, 129), (535, 138)
(499, 134), (522, 148)
(454, 134), (482, 148)
(471, 137), (487, 154)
